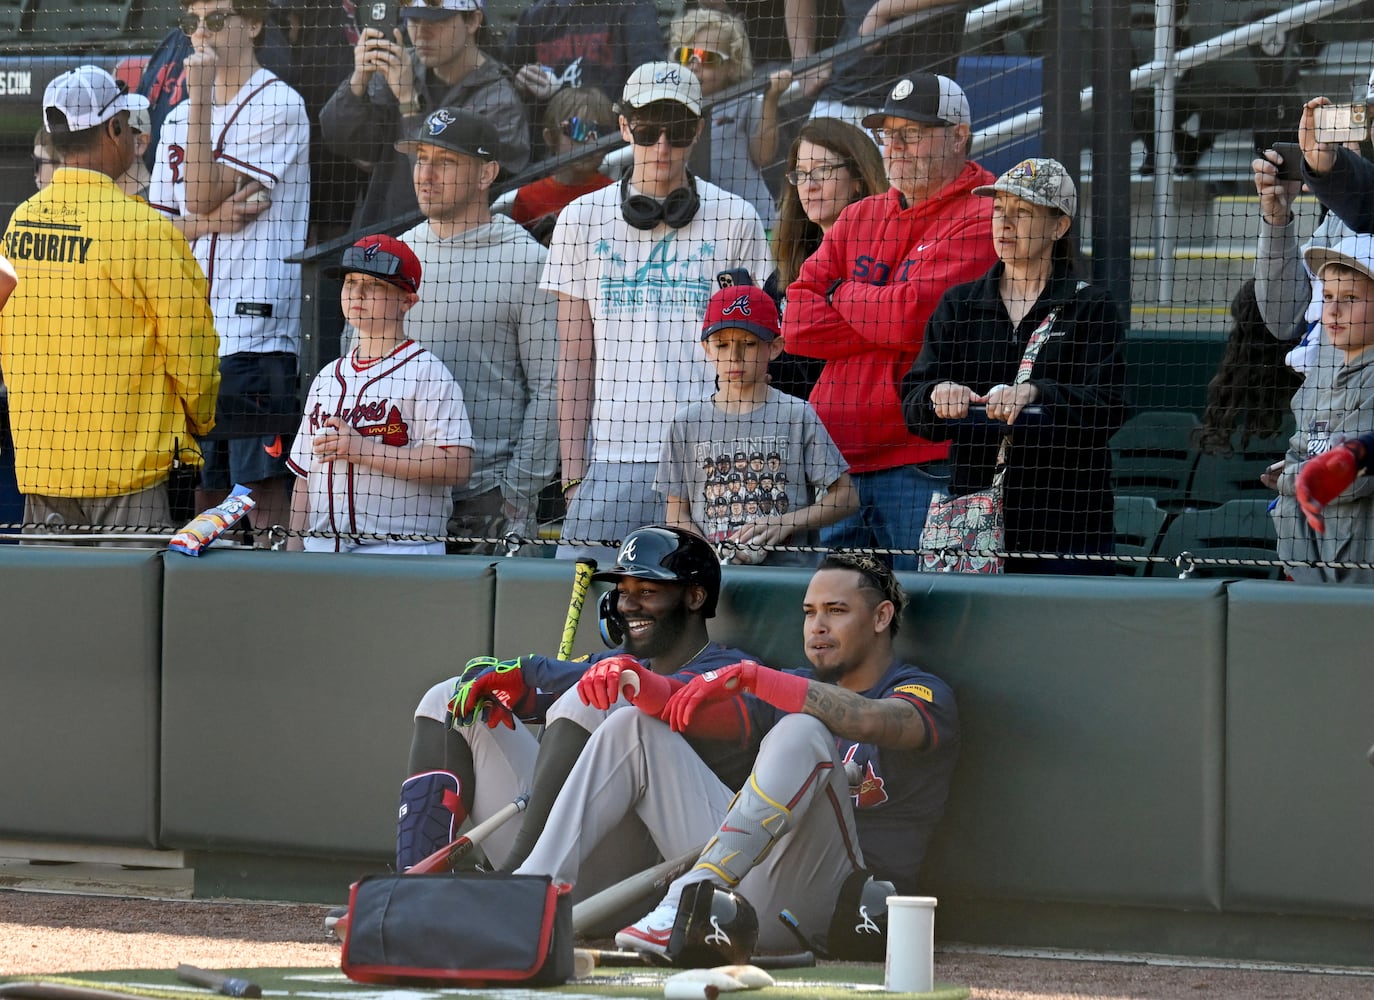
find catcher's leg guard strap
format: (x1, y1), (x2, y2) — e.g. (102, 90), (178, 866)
(694, 773), (791, 886)
(396, 769), (465, 871)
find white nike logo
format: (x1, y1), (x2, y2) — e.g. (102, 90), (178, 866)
(916, 243), (932, 252)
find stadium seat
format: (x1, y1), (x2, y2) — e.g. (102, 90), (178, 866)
(1110, 410), (1201, 508)
(1188, 425), (1291, 508)
(0, 0), (33, 34)
(1113, 494), (1169, 576)
(29, 0), (135, 39)
(1150, 498), (1281, 579)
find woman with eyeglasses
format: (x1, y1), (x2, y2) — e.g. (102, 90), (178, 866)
(510, 87), (617, 246)
(667, 8), (784, 231)
(767, 117), (886, 398)
(901, 158), (1127, 575)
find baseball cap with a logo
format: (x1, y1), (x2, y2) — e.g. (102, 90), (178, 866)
(701, 284), (780, 342)
(861, 73), (970, 130)
(395, 107), (500, 161)
(43, 65), (150, 134)
(621, 61), (703, 117)
(974, 157), (1078, 217)
(337, 234), (422, 293)
(401, 0), (482, 20)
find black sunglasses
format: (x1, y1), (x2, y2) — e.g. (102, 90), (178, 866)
(626, 118), (697, 149)
(340, 245), (416, 291)
(178, 10), (235, 34)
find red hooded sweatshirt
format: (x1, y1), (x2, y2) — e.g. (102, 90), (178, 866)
(784, 160), (998, 473)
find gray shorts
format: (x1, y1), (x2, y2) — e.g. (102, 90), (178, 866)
(24, 483), (171, 546)
(555, 461), (664, 561)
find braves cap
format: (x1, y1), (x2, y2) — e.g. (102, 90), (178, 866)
(44, 65), (149, 134)
(974, 157), (1077, 217)
(701, 285), (780, 342)
(395, 107), (499, 161)
(1305, 233), (1374, 285)
(621, 61), (702, 117)
(337, 234), (422, 293)
(860, 73), (970, 130)
(401, 0), (481, 20)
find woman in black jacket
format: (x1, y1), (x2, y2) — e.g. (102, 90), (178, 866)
(901, 158), (1127, 574)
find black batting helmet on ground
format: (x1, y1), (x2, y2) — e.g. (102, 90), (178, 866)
(593, 525), (722, 617)
(666, 881), (758, 967)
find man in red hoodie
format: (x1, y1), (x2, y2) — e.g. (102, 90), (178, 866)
(783, 73), (997, 569)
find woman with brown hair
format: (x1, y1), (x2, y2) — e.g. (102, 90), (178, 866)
(766, 117), (885, 398)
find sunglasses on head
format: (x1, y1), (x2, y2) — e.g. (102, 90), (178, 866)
(340, 246), (416, 292)
(626, 118), (697, 148)
(673, 46), (729, 67)
(560, 116), (613, 143)
(178, 9), (236, 34)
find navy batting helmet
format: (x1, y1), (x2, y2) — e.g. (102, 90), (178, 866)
(666, 881), (758, 967)
(593, 526), (721, 617)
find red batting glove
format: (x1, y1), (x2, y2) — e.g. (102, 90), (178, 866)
(576, 654), (643, 710)
(664, 661), (809, 732)
(1297, 442), (1364, 533)
(450, 659), (530, 726)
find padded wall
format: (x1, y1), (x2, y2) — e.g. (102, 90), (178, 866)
(491, 558), (615, 662)
(907, 575), (1227, 909)
(0, 547), (163, 846)
(1224, 581), (1374, 915)
(159, 552), (495, 857)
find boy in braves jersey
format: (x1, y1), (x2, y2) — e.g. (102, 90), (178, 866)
(526, 551), (958, 955)
(148, 0), (310, 541)
(285, 235), (473, 554)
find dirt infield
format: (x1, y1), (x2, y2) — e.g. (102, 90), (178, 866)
(3, 889), (1373, 999)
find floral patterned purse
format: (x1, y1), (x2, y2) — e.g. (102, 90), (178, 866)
(919, 299), (1074, 573)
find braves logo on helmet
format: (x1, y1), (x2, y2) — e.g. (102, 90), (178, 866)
(721, 293), (753, 318)
(854, 904), (881, 936)
(704, 915), (731, 947)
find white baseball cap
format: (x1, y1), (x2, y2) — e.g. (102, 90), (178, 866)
(43, 64), (149, 134)
(1305, 233), (1374, 285)
(620, 61), (702, 116)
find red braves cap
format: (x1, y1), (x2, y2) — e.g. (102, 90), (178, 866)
(701, 285), (780, 342)
(338, 234), (422, 293)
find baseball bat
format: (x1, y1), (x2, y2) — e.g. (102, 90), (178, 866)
(174, 966), (261, 999)
(559, 558), (597, 660)
(406, 793), (529, 874)
(572, 845), (703, 933)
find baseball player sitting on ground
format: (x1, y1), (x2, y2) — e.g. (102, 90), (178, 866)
(398, 525), (771, 891)
(507, 551), (959, 956)
(285, 235), (473, 554)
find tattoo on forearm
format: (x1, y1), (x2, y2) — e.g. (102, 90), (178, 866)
(803, 683), (925, 748)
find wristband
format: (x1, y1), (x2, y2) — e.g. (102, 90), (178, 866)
(561, 478), (583, 495)
(755, 668), (809, 714)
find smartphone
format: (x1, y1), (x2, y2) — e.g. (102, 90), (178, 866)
(1270, 141), (1305, 182)
(357, 0), (398, 37)
(1314, 102), (1369, 145)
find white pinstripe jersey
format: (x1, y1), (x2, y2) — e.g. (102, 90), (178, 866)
(148, 68), (310, 355)
(287, 341), (474, 548)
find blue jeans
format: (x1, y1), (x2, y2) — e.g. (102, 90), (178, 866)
(820, 463), (950, 572)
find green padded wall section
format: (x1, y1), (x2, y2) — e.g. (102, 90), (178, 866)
(906, 575), (1226, 909)
(1224, 580), (1374, 916)
(159, 551), (495, 858)
(717, 568), (1227, 910)
(0, 547), (163, 847)
(492, 558), (615, 662)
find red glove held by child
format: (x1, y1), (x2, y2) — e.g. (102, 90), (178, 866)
(664, 661), (808, 732)
(1297, 441), (1366, 533)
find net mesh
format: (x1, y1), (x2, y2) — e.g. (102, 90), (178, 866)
(0, 0), (1371, 578)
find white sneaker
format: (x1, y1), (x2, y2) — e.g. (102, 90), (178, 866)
(615, 899), (678, 957)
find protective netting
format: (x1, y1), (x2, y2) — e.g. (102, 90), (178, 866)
(0, 0), (1373, 579)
